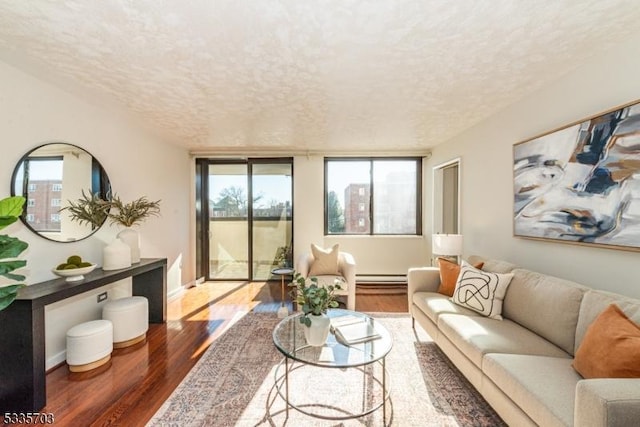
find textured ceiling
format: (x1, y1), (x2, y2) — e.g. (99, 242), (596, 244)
(1, 1), (640, 153)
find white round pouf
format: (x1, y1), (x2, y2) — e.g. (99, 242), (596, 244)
(66, 320), (113, 372)
(102, 296), (148, 348)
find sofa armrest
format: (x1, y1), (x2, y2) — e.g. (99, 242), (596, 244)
(407, 267), (440, 295)
(338, 252), (356, 283)
(575, 379), (640, 427)
(407, 267), (440, 320)
(295, 253), (313, 278)
(338, 252), (356, 310)
(338, 252), (356, 286)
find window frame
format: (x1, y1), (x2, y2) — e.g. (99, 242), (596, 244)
(324, 157), (422, 236)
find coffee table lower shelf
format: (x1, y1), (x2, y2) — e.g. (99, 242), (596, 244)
(273, 349), (390, 423)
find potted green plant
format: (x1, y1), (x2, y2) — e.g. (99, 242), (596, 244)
(274, 245), (292, 268)
(0, 196), (28, 311)
(289, 271), (342, 346)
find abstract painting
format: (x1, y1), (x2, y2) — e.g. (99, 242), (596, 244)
(514, 100), (640, 251)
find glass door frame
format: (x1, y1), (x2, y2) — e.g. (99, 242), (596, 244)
(195, 157), (294, 282)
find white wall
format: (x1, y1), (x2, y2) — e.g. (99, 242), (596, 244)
(293, 156), (429, 277)
(1, 60), (193, 368)
(427, 32), (640, 298)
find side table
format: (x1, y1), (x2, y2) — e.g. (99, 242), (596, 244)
(271, 267), (294, 318)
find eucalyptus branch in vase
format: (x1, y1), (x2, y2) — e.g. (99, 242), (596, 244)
(107, 195), (161, 228)
(108, 195), (161, 264)
(59, 190), (110, 229)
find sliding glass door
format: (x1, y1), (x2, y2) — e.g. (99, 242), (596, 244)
(251, 162), (292, 280)
(208, 163), (250, 279)
(198, 158), (293, 281)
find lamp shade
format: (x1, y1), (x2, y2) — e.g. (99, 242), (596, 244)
(432, 234), (463, 256)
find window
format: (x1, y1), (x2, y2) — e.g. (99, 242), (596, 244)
(325, 157), (421, 235)
(51, 214), (60, 222)
(52, 184), (62, 191)
(51, 199), (61, 207)
(27, 199), (35, 207)
(28, 184), (36, 192)
(26, 214), (34, 222)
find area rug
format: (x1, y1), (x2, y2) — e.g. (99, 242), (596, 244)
(147, 312), (505, 427)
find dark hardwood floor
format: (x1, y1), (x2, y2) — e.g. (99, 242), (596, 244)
(4, 281), (407, 427)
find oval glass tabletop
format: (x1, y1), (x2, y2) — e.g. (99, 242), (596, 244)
(272, 309), (393, 368)
(271, 267), (295, 276)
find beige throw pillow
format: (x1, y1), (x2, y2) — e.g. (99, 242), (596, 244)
(309, 244), (340, 276)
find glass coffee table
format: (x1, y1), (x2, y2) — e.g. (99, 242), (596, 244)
(272, 309), (393, 423)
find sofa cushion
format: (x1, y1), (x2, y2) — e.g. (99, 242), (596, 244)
(309, 243), (339, 276)
(573, 304), (640, 379)
(412, 291), (481, 324)
(468, 255), (517, 274)
(483, 354), (580, 427)
(451, 265), (514, 319)
(575, 290), (640, 354)
(437, 313), (570, 368)
(502, 268), (588, 356)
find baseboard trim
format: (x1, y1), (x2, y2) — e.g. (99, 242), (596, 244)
(168, 286), (185, 301)
(46, 350), (67, 372)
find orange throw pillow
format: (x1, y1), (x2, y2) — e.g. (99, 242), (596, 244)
(436, 258), (484, 297)
(573, 304), (640, 378)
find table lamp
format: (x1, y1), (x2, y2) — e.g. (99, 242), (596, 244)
(432, 234), (463, 264)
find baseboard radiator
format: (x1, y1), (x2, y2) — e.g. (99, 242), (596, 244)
(356, 274), (407, 285)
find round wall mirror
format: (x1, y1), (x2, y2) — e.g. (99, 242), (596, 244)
(11, 142), (112, 242)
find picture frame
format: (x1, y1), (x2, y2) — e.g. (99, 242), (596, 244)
(513, 99), (640, 252)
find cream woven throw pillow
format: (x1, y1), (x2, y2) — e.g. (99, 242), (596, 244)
(452, 264), (514, 320)
(309, 244), (340, 276)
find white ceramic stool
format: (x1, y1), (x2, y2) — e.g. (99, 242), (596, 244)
(102, 296), (148, 348)
(66, 319), (113, 372)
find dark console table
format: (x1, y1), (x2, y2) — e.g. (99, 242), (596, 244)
(0, 258), (167, 412)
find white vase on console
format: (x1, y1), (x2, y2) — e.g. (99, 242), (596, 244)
(103, 238), (131, 271)
(117, 227), (140, 263)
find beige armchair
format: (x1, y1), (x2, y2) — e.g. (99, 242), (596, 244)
(296, 250), (356, 311)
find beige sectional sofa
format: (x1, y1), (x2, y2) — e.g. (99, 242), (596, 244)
(408, 256), (640, 427)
